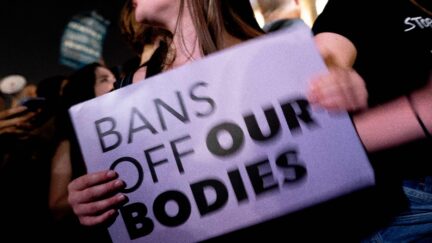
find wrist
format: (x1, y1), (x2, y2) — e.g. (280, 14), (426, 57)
(409, 87), (432, 138)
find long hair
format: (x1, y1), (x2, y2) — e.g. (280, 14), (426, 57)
(62, 63), (101, 109)
(58, 62), (102, 142)
(119, 0), (145, 55)
(119, 0), (173, 56)
(120, 0), (263, 75)
(184, 0), (264, 55)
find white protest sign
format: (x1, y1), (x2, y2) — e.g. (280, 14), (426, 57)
(70, 21), (374, 242)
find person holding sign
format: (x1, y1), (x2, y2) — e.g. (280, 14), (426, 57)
(49, 63), (116, 242)
(67, 0), (368, 237)
(313, 0), (432, 241)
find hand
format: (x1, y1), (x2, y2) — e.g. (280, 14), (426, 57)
(67, 170), (127, 226)
(307, 67), (368, 112)
(0, 106), (36, 135)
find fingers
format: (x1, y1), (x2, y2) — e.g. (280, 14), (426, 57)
(344, 69), (368, 110)
(3, 112), (36, 127)
(79, 209), (118, 226)
(0, 126), (21, 135)
(309, 76), (353, 110)
(0, 106), (27, 119)
(72, 178), (125, 204)
(68, 170), (118, 191)
(0, 118), (35, 135)
(74, 193), (127, 217)
(307, 68), (368, 112)
(0, 106), (36, 132)
(68, 171), (128, 226)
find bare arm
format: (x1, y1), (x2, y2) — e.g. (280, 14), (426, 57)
(309, 32), (367, 111)
(314, 32), (357, 68)
(354, 73), (432, 152)
(49, 140), (73, 220)
(313, 32), (432, 152)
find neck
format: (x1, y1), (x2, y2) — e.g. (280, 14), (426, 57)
(167, 12), (202, 70)
(165, 7), (243, 70)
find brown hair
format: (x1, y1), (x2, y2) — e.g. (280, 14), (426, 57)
(120, 0), (263, 73)
(119, 0), (144, 55)
(119, 0), (172, 56)
(185, 0), (263, 55)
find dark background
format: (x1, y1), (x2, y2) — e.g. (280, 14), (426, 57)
(0, 0), (135, 84)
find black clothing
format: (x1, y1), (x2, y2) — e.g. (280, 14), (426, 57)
(263, 18), (302, 32)
(313, 0), (432, 179)
(312, 1), (431, 240)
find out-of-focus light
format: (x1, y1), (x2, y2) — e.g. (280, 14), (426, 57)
(254, 10), (266, 28)
(316, 0), (328, 15)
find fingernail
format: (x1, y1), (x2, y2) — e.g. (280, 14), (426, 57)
(107, 171), (116, 178)
(109, 210), (118, 217)
(117, 194), (125, 201)
(114, 180), (124, 187)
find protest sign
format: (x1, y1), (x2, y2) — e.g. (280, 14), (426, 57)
(70, 21), (374, 242)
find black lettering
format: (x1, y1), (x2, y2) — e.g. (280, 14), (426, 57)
(145, 144), (168, 183)
(191, 179), (229, 216)
(154, 91), (189, 131)
(170, 135), (194, 174)
(244, 106), (281, 141)
(276, 149), (307, 184)
(246, 159), (278, 196)
(120, 203), (154, 240)
(95, 117), (122, 153)
(128, 107), (157, 144)
(189, 81), (216, 118)
(109, 157), (144, 193)
(206, 122), (244, 157)
(227, 169), (248, 203)
(281, 98), (317, 135)
(153, 190), (191, 227)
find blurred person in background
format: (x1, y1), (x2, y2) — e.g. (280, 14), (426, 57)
(257, 0), (301, 32)
(0, 75), (61, 241)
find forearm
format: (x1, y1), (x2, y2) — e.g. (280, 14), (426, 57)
(49, 191), (73, 221)
(49, 140), (73, 220)
(314, 32), (357, 68)
(354, 89), (431, 152)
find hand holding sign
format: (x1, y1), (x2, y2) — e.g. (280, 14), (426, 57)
(69, 21), (373, 242)
(307, 66), (368, 112)
(68, 170), (127, 226)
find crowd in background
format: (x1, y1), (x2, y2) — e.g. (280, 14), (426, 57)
(0, 0), (430, 242)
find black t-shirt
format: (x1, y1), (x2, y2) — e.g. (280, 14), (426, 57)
(313, 0), (431, 106)
(313, 0), (432, 178)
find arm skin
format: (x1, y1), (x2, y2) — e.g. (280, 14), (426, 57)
(0, 106), (36, 135)
(312, 32), (432, 152)
(49, 140), (73, 221)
